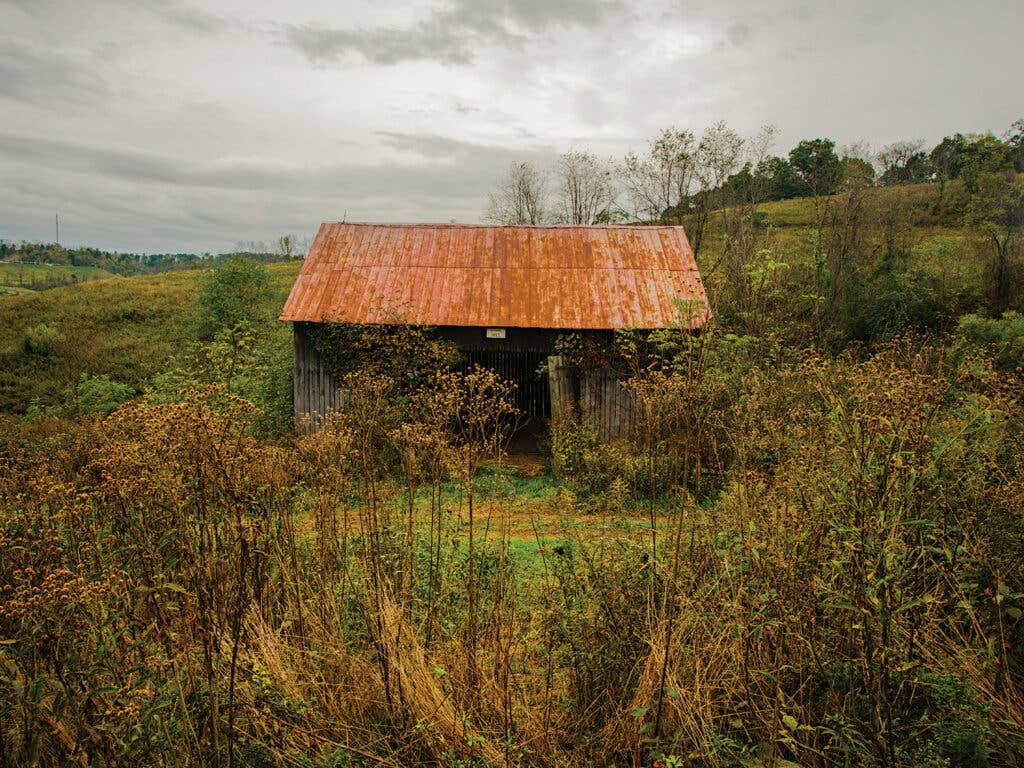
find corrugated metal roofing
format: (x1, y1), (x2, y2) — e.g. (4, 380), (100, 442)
(279, 223), (711, 330)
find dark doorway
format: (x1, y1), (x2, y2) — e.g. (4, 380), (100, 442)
(458, 349), (551, 417)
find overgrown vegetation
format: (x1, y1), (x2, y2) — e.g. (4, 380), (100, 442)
(2, 327), (1022, 766)
(2, 120), (1024, 766)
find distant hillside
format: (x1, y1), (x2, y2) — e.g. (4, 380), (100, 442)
(0, 261), (300, 412)
(1, 240), (299, 282)
(0, 262), (117, 293)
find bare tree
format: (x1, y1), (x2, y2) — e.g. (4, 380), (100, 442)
(689, 121), (745, 256)
(619, 128), (696, 222)
(554, 150), (615, 224)
(484, 161), (549, 224)
(743, 124), (779, 212)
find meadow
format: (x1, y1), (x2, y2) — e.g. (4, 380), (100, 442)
(1, 178), (1023, 767)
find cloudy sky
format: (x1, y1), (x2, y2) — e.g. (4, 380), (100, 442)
(1, 0), (1021, 253)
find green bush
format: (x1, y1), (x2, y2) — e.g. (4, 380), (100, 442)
(63, 373), (135, 416)
(958, 311), (1024, 370)
(20, 323), (64, 356)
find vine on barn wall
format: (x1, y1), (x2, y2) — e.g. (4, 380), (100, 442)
(306, 322), (461, 397)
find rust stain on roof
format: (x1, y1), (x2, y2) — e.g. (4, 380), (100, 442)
(280, 223), (712, 330)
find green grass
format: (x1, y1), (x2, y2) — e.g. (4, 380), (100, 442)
(0, 261), (117, 290)
(0, 261), (301, 412)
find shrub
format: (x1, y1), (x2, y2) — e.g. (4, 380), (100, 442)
(62, 373), (135, 416)
(958, 311), (1024, 370)
(20, 323), (64, 356)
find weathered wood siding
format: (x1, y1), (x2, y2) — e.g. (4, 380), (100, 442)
(293, 324), (346, 429)
(293, 324), (635, 439)
(547, 355), (634, 440)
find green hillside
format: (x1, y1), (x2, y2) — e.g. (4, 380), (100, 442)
(0, 261), (300, 412)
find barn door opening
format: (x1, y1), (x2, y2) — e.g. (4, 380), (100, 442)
(457, 349), (551, 418)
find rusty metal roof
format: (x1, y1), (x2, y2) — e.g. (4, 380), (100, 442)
(279, 223), (711, 330)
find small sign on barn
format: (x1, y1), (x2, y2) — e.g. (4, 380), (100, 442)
(279, 223), (711, 438)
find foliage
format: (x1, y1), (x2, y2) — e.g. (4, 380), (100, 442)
(308, 322), (461, 400)
(958, 311), (1024, 370)
(62, 373), (135, 416)
(788, 138), (842, 197)
(968, 169), (1024, 311)
(20, 322), (64, 356)
(3, 339), (1023, 768)
(192, 255), (273, 339)
(147, 323), (293, 436)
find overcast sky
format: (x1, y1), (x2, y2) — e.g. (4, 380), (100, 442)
(1, 0), (1021, 253)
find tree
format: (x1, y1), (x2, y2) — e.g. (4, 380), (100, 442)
(619, 128), (696, 222)
(788, 138), (842, 198)
(554, 150), (615, 224)
(194, 255), (272, 339)
(277, 235), (297, 260)
(929, 134), (969, 181)
(484, 161), (549, 225)
(877, 140), (931, 186)
(688, 121), (746, 256)
(969, 168), (1024, 312)
(754, 156), (802, 200)
(695, 121), (745, 200)
(929, 134), (971, 215)
(840, 155), (876, 189)
(960, 134), (1013, 194)
(1007, 118), (1024, 172)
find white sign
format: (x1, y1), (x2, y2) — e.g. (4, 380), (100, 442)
(486, 328), (506, 339)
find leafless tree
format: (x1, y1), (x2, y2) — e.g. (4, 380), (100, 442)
(484, 161), (549, 224)
(553, 150), (615, 224)
(689, 121), (745, 256)
(742, 124), (779, 211)
(619, 128), (696, 222)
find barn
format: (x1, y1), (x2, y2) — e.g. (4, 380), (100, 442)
(279, 222), (711, 438)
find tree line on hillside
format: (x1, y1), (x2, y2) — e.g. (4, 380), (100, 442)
(486, 119), (1024, 343)
(485, 119), (1024, 235)
(0, 234), (311, 278)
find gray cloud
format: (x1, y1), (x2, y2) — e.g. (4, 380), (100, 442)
(2, 0), (1022, 254)
(282, 0), (619, 65)
(282, 20), (492, 66)
(140, 0), (234, 35)
(726, 21), (753, 47)
(0, 43), (108, 107)
(0, 130), (562, 250)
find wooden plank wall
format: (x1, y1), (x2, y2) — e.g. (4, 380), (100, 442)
(293, 333), (633, 439)
(547, 355), (634, 440)
(293, 324), (347, 430)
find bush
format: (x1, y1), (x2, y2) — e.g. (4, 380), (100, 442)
(958, 311), (1024, 370)
(20, 323), (64, 356)
(62, 373), (135, 416)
